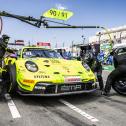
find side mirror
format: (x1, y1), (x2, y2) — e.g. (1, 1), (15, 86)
(10, 54), (17, 58)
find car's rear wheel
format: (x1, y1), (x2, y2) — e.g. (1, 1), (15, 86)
(112, 76), (126, 96)
(5, 65), (17, 94)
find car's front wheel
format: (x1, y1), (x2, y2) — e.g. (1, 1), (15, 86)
(5, 65), (17, 93)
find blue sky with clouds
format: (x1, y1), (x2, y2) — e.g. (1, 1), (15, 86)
(0, 0), (126, 47)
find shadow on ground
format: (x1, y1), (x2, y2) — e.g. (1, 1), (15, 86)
(10, 90), (103, 107)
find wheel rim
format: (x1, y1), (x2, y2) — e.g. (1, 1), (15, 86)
(114, 79), (126, 94)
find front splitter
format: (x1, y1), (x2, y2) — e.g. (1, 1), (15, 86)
(17, 89), (97, 96)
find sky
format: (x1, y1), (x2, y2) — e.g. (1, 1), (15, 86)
(0, 0), (126, 48)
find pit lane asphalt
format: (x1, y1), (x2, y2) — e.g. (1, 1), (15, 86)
(0, 71), (126, 126)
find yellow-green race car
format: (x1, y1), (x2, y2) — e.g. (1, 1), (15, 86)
(4, 47), (97, 96)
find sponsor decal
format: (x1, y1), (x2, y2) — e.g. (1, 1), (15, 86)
(65, 76), (81, 83)
(38, 71), (46, 74)
(34, 75), (50, 78)
(62, 66), (70, 72)
(43, 60), (49, 63)
(67, 70), (70, 73)
(50, 59), (60, 63)
(34, 86), (46, 90)
(37, 42), (51, 47)
(23, 79), (35, 83)
(88, 74), (94, 77)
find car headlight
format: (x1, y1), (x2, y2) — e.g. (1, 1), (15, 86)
(25, 61), (38, 72)
(83, 63), (90, 71)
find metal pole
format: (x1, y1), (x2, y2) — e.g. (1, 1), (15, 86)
(28, 41), (30, 46)
(98, 32), (101, 44)
(72, 41), (74, 54)
(120, 31), (123, 43)
(82, 35), (85, 45)
(55, 43), (57, 48)
(63, 42), (64, 47)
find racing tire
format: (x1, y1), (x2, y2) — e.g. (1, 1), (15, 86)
(112, 76), (126, 96)
(113, 59), (118, 68)
(6, 65), (17, 94)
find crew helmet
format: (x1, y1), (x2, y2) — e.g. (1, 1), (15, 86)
(2, 34), (10, 39)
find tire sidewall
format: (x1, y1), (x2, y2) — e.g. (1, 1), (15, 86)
(112, 76), (126, 96)
(6, 65), (17, 93)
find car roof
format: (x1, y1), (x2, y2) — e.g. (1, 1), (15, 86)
(22, 46), (52, 50)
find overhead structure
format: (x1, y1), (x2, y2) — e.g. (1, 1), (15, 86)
(0, 11), (112, 48)
(96, 25), (126, 35)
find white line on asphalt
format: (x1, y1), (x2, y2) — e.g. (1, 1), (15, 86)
(7, 99), (21, 119)
(59, 99), (99, 122)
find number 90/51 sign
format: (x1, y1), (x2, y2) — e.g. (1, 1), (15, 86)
(43, 8), (74, 21)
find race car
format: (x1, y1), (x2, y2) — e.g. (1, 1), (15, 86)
(4, 46), (97, 96)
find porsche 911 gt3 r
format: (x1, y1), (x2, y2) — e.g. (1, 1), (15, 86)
(4, 47), (97, 96)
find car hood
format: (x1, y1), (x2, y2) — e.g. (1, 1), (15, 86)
(16, 58), (95, 83)
(26, 58), (89, 74)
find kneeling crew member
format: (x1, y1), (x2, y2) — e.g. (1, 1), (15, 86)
(0, 35), (14, 100)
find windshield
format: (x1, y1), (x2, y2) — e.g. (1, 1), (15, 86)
(22, 48), (63, 59)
